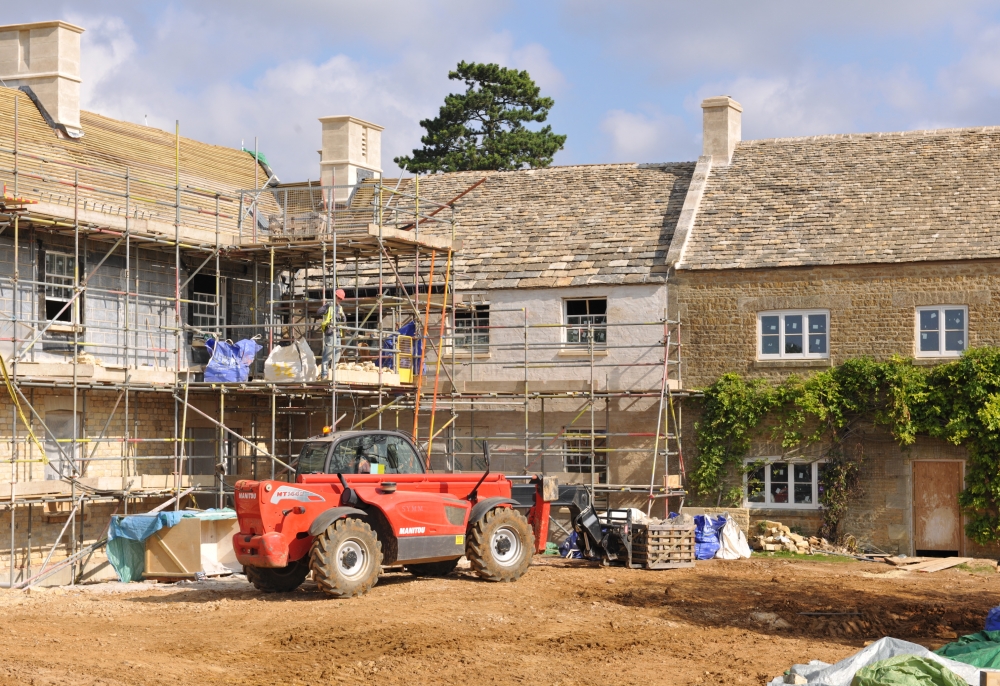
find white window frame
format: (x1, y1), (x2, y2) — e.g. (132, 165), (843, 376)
(743, 458), (826, 510)
(44, 251), (77, 323)
(191, 292), (218, 332)
(564, 297), (607, 347)
(454, 303), (490, 354)
(564, 431), (608, 483)
(757, 310), (829, 360)
(915, 305), (967, 358)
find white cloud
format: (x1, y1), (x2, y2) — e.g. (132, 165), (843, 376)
(70, 14), (136, 110)
(600, 109), (692, 161)
(510, 43), (566, 95)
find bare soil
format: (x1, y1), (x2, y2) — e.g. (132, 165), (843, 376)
(1, 555), (998, 686)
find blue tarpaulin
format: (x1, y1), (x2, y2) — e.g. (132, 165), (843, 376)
(205, 338), (262, 382)
(108, 511), (188, 541)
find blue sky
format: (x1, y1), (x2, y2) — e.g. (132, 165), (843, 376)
(15, 1), (1000, 180)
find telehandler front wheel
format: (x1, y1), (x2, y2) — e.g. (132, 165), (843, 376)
(467, 507), (534, 582)
(309, 517), (383, 598)
(245, 559), (309, 593)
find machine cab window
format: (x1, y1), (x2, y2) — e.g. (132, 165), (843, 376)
(328, 433), (424, 475)
(297, 441), (331, 475)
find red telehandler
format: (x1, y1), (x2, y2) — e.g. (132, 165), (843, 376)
(233, 429), (557, 598)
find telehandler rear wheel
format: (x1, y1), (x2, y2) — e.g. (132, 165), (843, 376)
(309, 517), (383, 598)
(405, 558), (459, 577)
(245, 559), (309, 593)
(467, 507), (534, 582)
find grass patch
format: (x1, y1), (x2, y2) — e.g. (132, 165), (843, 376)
(751, 550), (857, 563)
(955, 562), (998, 575)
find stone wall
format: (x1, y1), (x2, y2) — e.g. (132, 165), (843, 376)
(673, 259), (1000, 388)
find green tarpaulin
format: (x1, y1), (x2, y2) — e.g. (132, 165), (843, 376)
(106, 537), (145, 583)
(935, 630), (1000, 669)
(851, 655), (966, 686)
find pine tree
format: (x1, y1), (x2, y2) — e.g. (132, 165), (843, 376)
(395, 62), (566, 173)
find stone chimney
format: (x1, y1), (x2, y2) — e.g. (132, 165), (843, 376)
(701, 95), (742, 165)
(319, 115), (382, 204)
(0, 21), (84, 138)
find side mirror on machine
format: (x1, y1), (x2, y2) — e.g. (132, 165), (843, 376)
(337, 472), (360, 507)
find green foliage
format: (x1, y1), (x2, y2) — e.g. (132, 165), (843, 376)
(394, 61), (567, 173)
(692, 348), (1000, 545)
(818, 453), (864, 540)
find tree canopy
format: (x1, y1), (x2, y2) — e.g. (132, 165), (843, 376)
(395, 61), (567, 173)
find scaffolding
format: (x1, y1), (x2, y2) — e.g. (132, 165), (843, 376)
(0, 92), (687, 587)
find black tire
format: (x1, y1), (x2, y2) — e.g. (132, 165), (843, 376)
(467, 507), (534, 582)
(405, 558), (460, 577)
(309, 518), (383, 598)
(244, 559), (309, 593)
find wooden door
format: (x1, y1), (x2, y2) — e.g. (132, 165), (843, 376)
(912, 461), (963, 555)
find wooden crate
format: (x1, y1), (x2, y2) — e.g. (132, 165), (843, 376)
(633, 524), (695, 570)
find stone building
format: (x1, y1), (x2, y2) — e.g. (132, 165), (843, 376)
(669, 95), (1000, 556)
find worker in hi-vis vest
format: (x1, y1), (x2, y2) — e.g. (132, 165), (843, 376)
(317, 289), (346, 379)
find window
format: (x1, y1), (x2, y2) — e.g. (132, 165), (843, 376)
(296, 441), (331, 475)
(565, 298), (607, 346)
(189, 275), (225, 336)
(564, 431), (607, 483)
(758, 310), (828, 359)
(44, 252), (75, 322)
(191, 292), (218, 331)
(454, 304), (490, 353)
(329, 434), (424, 475)
(43, 410), (79, 481)
(744, 459), (827, 509)
(916, 306), (967, 357)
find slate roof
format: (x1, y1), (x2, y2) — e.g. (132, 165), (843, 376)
(679, 126), (1000, 270)
(390, 163), (693, 290)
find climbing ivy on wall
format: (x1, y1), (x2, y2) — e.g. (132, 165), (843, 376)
(691, 348), (1000, 544)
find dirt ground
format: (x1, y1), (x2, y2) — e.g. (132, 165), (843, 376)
(0, 555), (998, 686)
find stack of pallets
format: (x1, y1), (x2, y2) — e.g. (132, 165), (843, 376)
(632, 523), (696, 569)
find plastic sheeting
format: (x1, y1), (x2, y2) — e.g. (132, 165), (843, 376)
(106, 511), (188, 583)
(986, 607), (1000, 632)
(851, 655), (966, 686)
(106, 537), (146, 583)
(935, 631), (1000, 669)
(108, 511), (187, 542)
(694, 514), (725, 560)
(204, 338), (261, 383)
(263, 339), (317, 382)
(766, 637), (983, 686)
(715, 515), (752, 560)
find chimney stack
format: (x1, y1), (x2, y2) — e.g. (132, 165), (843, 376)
(0, 21), (84, 138)
(701, 96), (742, 165)
(319, 115), (383, 204)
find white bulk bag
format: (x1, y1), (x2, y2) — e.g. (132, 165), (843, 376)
(263, 340), (318, 382)
(715, 515), (752, 560)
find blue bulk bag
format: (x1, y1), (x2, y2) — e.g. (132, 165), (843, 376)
(986, 606), (1000, 631)
(694, 514), (726, 559)
(205, 338), (262, 382)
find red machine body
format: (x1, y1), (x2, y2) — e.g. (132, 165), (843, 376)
(231, 430), (553, 597)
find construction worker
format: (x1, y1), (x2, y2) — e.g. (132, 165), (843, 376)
(318, 289), (346, 380)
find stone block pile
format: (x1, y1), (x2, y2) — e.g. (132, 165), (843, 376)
(750, 520), (832, 554)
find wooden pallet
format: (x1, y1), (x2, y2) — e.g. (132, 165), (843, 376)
(633, 524), (696, 570)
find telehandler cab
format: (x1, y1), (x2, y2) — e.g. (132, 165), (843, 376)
(233, 429), (556, 598)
